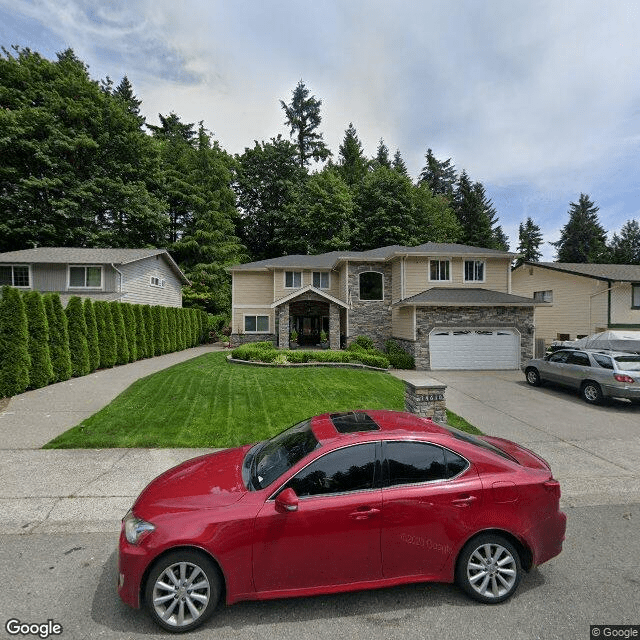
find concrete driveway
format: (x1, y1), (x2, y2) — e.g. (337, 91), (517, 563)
(429, 369), (640, 507)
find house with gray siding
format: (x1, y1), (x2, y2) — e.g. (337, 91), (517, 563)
(0, 248), (189, 307)
(230, 243), (541, 370)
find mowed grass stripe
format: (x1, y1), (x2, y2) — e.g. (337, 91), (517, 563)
(43, 353), (407, 449)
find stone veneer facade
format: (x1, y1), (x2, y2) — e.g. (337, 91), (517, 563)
(393, 305), (534, 370)
(346, 262), (393, 349)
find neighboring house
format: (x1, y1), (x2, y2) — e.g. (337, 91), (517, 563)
(0, 248), (189, 307)
(512, 262), (640, 345)
(230, 243), (540, 370)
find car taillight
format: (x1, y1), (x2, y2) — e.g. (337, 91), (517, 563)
(543, 479), (561, 500)
(614, 374), (635, 383)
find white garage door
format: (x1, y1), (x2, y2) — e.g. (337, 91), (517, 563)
(429, 329), (520, 370)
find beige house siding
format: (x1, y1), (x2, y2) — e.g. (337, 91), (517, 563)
(392, 259), (402, 303)
(233, 271), (274, 306)
(511, 265), (609, 343)
(272, 268), (343, 301)
(610, 282), (640, 326)
(403, 256), (510, 297)
(232, 307), (274, 335)
(119, 257), (182, 307)
(392, 306), (414, 340)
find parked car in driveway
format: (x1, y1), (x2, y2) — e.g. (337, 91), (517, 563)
(523, 349), (640, 404)
(118, 410), (566, 633)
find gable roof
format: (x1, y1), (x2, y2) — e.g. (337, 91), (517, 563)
(395, 287), (538, 307)
(0, 248), (189, 284)
(522, 262), (640, 283)
(231, 243), (516, 271)
(270, 285), (349, 309)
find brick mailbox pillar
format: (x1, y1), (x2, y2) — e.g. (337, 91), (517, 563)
(404, 379), (447, 423)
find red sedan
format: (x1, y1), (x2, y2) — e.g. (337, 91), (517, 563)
(118, 410), (566, 632)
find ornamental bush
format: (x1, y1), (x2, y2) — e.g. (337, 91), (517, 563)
(23, 291), (53, 389)
(96, 301), (117, 368)
(0, 286), (31, 397)
(121, 303), (137, 362)
(143, 305), (155, 356)
(166, 307), (177, 353)
(83, 298), (100, 372)
(65, 296), (90, 377)
(134, 305), (147, 359)
(44, 293), (72, 382)
(159, 306), (169, 354)
(152, 305), (165, 355)
(384, 339), (415, 370)
(111, 302), (130, 365)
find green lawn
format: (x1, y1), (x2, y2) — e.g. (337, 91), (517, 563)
(44, 352), (479, 449)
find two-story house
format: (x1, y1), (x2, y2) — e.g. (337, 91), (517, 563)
(0, 248), (189, 307)
(230, 243), (539, 370)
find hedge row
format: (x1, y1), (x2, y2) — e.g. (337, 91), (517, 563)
(0, 286), (208, 398)
(231, 341), (390, 369)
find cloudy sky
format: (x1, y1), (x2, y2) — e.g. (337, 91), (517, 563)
(2, 0), (640, 259)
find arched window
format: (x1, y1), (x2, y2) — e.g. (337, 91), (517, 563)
(359, 271), (383, 301)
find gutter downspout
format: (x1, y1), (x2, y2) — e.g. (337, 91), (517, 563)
(111, 263), (124, 300)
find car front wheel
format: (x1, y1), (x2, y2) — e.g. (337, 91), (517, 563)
(456, 534), (522, 604)
(581, 381), (603, 405)
(525, 367), (542, 387)
(144, 550), (221, 633)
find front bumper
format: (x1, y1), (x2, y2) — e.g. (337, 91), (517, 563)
(117, 529), (150, 609)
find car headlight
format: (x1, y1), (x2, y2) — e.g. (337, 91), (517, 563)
(123, 510), (155, 545)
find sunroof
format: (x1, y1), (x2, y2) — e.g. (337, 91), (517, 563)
(330, 411), (381, 433)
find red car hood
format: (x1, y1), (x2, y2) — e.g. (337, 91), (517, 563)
(133, 446), (250, 518)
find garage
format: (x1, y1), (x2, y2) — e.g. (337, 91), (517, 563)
(429, 328), (520, 370)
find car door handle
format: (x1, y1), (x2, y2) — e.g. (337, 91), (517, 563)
(349, 507), (380, 520)
(451, 495), (477, 507)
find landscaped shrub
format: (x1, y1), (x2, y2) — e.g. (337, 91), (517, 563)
(65, 296), (90, 378)
(133, 305), (147, 359)
(152, 306), (166, 355)
(0, 286), (31, 397)
(184, 309), (193, 348)
(166, 308), (177, 353)
(207, 313), (229, 342)
(352, 335), (375, 351)
(121, 303), (137, 362)
(44, 293), (72, 382)
(385, 339), (415, 370)
(351, 353), (389, 368)
(23, 291), (53, 389)
(83, 298), (100, 372)
(111, 302), (130, 365)
(142, 305), (155, 356)
(96, 301), (117, 368)
(159, 306), (169, 354)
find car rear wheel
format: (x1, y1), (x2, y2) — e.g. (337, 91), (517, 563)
(581, 381), (603, 405)
(525, 367), (542, 387)
(456, 534), (522, 604)
(144, 550), (221, 633)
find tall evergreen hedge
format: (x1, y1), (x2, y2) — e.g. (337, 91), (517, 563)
(133, 304), (147, 359)
(143, 305), (155, 356)
(83, 298), (100, 372)
(44, 293), (72, 383)
(167, 307), (177, 353)
(0, 286), (31, 397)
(95, 301), (117, 368)
(111, 302), (130, 365)
(122, 303), (137, 362)
(152, 305), (165, 355)
(23, 291), (53, 389)
(159, 306), (169, 354)
(65, 296), (90, 378)
(175, 309), (185, 351)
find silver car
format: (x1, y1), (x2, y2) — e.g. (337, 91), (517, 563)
(523, 349), (640, 404)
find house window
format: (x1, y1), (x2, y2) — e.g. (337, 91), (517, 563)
(359, 271), (383, 301)
(0, 265), (30, 287)
(534, 290), (553, 303)
(150, 276), (165, 288)
(312, 271), (330, 289)
(285, 271), (302, 288)
(633, 284), (640, 309)
(69, 266), (102, 288)
(463, 260), (485, 282)
(429, 260), (450, 282)
(244, 315), (269, 333)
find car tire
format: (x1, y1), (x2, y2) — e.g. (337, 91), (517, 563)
(581, 381), (603, 405)
(456, 534), (522, 604)
(144, 549), (221, 633)
(525, 367), (542, 387)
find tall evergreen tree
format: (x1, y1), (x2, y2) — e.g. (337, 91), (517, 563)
(280, 80), (331, 167)
(373, 139), (391, 168)
(142, 305), (155, 356)
(418, 149), (457, 197)
(65, 296), (90, 378)
(453, 171), (493, 248)
(608, 219), (640, 264)
(96, 301), (117, 368)
(552, 194), (607, 262)
(413, 184), (462, 244)
(336, 123), (369, 186)
(392, 149), (409, 177)
(121, 303), (137, 362)
(111, 302), (130, 365)
(515, 217), (544, 267)
(23, 292), (53, 390)
(113, 75), (144, 126)
(0, 286), (30, 397)
(133, 305), (147, 359)
(83, 298), (100, 372)
(44, 293), (72, 382)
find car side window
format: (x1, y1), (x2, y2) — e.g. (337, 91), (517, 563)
(284, 443), (377, 498)
(548, 351), (570, 363)
(593, 354), (614, 369)
(385, 442), (466, 487)
(567, 351), (590, 367)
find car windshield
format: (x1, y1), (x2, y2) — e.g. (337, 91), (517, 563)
(613, 355), (640, 371)
(436, 423), (517, 462)
(246, 419), (320, 490)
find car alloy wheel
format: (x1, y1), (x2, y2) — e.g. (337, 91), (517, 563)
(456, 534), (522, 603)
(581, 381), (603, 404)
(144, 550), (221, 632)
(525, 368), (541, 387)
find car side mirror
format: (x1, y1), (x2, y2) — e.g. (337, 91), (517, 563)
(275, 488), (299, 513)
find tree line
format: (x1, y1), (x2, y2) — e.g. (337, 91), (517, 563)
(0, 286), (207, 398)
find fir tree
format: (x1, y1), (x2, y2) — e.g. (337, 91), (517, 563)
(0, 287), (31, 396)
(608, 219), (640, 264)
(418, 149), (457, 197)
(552, 194), (607, 262)
(337, 123), (369, 185)
(373, 139), (391, 168)
(65, 296), (90, 378)
(515, 217), (544, 267)
(392, 149), (409, 176)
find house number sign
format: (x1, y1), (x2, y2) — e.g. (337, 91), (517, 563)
(419, 393), (444, 401)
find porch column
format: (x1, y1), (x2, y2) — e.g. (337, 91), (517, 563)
(329, 303), (340, 350)
(278, 304), (290, 349)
